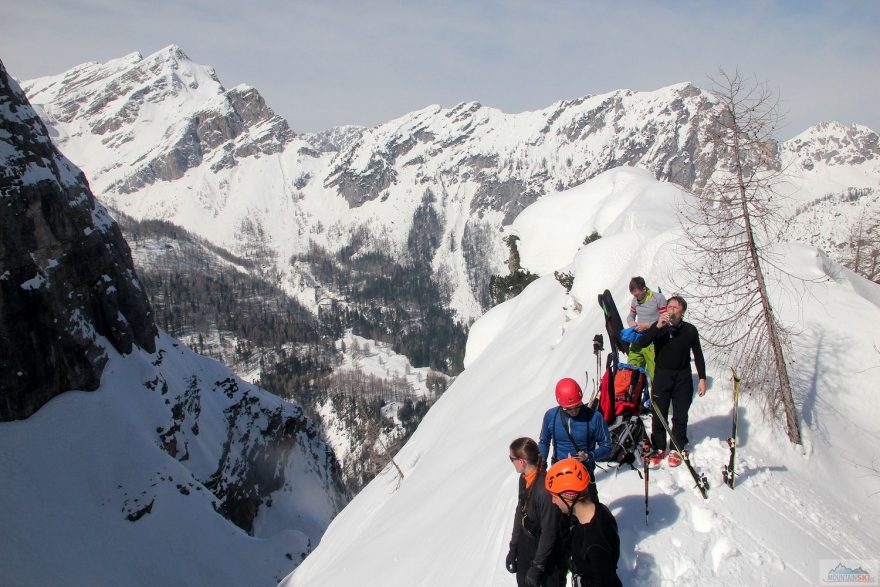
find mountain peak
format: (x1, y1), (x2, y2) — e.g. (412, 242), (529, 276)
(152, 43), (190, 62)
(783, 120), (879, 169)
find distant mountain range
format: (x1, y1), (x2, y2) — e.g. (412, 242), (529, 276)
(22, 45), (878, 323)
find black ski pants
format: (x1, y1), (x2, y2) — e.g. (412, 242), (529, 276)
(650, 368), (694, 452)
(515, 532), (566, 587)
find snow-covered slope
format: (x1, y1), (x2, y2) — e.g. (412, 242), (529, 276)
(780, 122), (880, 258)
(0, 332), (346, 586)
(0, 57), (346, 586)
(283, 167), (880, 586)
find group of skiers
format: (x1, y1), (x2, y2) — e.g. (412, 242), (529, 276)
(505, 277), (707, 586)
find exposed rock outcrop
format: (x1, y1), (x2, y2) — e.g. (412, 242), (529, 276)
(0, 58), (157, 421)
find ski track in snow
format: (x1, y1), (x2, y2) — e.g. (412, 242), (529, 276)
(610, 395), (877, 586)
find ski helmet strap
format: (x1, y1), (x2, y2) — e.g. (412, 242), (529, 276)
(557, 490), (588, 518)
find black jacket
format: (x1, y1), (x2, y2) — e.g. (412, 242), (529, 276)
(642, 320), (706, 379)
(568, 503), (622, 586)
(509, 470), (564, 571)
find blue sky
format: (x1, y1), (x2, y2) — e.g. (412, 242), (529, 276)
(2, 0), (877, 137)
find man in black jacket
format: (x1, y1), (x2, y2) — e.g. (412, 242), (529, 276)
(639, 295), (707, 468)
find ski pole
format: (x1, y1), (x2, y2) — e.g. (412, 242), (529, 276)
(644, 450), (649, 525)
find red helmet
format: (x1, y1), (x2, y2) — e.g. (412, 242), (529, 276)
(545, 458), (591, 495)
(555, 378), (582, 408)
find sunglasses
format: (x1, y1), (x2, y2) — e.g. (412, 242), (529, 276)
(563, 404), (581, 413)
(509, 455), (524, 462)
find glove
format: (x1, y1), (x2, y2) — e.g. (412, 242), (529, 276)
(525, 564), (544, 587)
(577, 451), (594, 468)
(505, 549), (517, 573)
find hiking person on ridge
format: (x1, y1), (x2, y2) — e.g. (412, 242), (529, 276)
(505, 437), (567, 587)
(626, 276), (667, 380)
(545, 458), (623, 587)
(639, 295), (707, 468)
(538, 378), (612, 503)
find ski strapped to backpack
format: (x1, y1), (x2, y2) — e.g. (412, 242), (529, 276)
(598, 289), (629, 355)
(722, 368), (740, 489)
(643, 446), (650, 525)
(648, 394), (709, 499)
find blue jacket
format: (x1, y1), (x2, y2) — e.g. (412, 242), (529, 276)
(539, 406), (613, 467)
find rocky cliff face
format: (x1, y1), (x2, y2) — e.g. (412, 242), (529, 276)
(0, 58), (347, 567)
(23, 45), (294, 196)
(144, 354), (347, 536)
(0, 58), (157, 421)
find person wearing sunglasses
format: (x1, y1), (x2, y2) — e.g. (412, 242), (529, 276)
(538, 378), (612, 503)
(545, 458), (622, 587)
(505, 437), (567, 587)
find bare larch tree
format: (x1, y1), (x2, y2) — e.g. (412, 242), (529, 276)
(679, 69), (802, 445)
(845, 205), (880, 284)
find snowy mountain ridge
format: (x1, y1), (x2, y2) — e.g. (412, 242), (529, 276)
(16, 45), (868, 322)
(782, 121), (879, 170)
(284, 166), (880, 586)
(23, 44), (295, 195)
(21, 46), (879, 320)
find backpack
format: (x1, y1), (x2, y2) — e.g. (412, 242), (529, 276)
(619, 325), (644, 345)
(606, 415), (648, 465)
(598, 358), (648, 424)
(595, 353), (651, 465)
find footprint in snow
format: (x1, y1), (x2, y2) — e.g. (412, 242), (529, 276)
(690, 503), (715, 533)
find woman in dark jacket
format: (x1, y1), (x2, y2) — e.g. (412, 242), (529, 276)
(506, 437), (566, 587)
(545, 458), (622, 587)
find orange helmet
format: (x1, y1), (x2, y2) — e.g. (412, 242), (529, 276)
(555, 378), (582, 408)
(545, 458), (591, 495)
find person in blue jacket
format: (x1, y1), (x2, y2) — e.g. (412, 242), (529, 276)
(539, 378), (613, 503)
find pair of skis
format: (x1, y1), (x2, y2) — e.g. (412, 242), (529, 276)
(647, 396), (710, 499)
(722, 368), (740, 489)
(647, 366), (742, 496)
